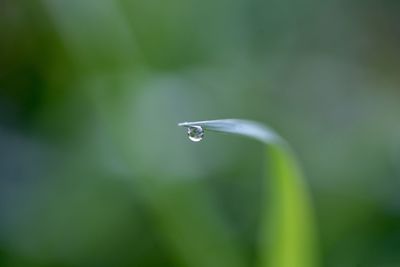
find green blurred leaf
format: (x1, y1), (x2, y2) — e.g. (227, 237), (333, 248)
(179, 119), (318, 267)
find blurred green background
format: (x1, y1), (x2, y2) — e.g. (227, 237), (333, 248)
(1, 0), (400, 266)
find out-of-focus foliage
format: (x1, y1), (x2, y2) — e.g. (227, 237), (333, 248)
(1, 0), (400, 266)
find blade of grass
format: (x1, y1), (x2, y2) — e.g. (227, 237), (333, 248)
(179, 119), (318, 267)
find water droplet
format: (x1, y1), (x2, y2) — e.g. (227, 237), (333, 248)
(187, 126), (204, 142)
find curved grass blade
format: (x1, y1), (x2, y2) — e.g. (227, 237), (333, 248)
(179, 119), (318, 267)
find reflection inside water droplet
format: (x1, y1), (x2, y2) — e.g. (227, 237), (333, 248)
(187, 126), (204, 142)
